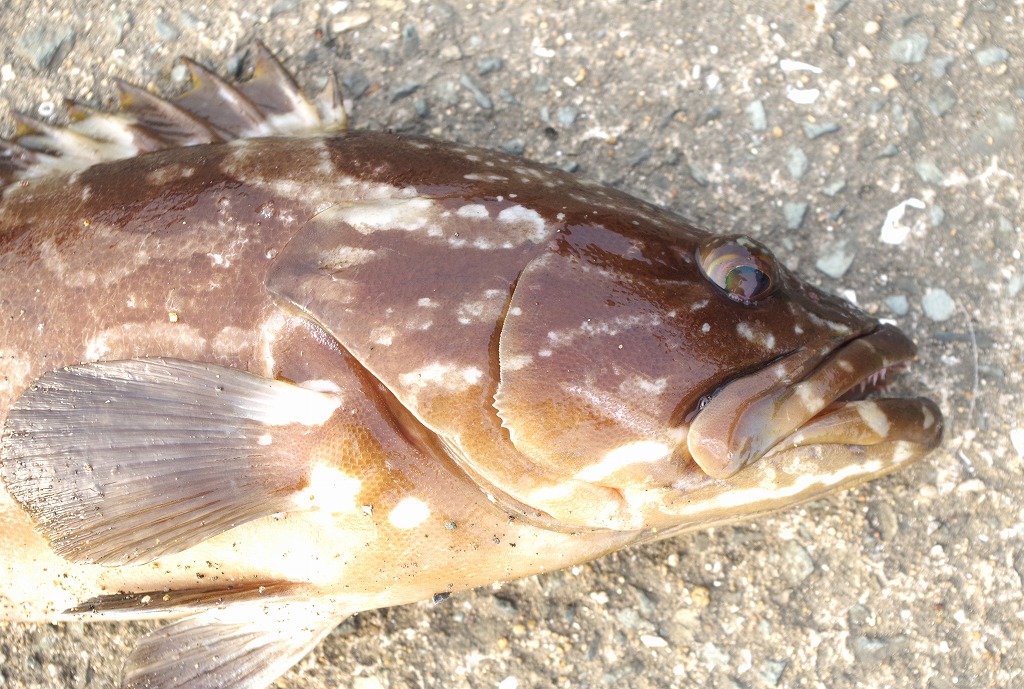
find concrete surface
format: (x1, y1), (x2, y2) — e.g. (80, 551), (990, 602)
(0, 1), (1021, 688)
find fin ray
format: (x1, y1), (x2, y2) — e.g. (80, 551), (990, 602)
(0, 358), (342, 565)
(122, 601), (343, 689)
(0, 43), (348, 190)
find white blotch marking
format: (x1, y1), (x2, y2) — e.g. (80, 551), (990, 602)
(497, 205), (548, 243)
(399, 363), (483, 391)
(856, 401), (891, 438)
(674, 459), (887, 517)
(300, 465), (362, 514)
(456, 203), (490, 218)
(389, 497), (431, 529)
(251, 384), (342, 427)
(837, 360), (854, 373)
(503, 354), (534, 371)
(794, 324), (804, 335)
(320, 246), (377, 269)
(464, 172), (509, 183)
(701, 323), (711, 333)
(300, 379), (344, 394)
(258, 434), (274, 446)
(575, 441), (671, 483)
(418, 297), (438, 308)
(690, 299), (709, 311)
(736, 322), (775, 349)
(371, 326), (398, 346)
(332, 198), (436, 233)
(795, 384), (827, 415)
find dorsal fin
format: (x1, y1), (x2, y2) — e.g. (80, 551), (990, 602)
(0, 41), (347, 191)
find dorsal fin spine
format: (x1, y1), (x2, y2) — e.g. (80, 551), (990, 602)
(0, 43), (349, 191)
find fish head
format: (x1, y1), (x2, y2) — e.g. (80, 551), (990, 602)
(495, 215), (942, 527)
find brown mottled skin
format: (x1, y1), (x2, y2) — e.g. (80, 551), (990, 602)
(0, 131), (938, 635)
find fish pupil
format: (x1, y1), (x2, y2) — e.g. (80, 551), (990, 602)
(725, 265), (771, 300)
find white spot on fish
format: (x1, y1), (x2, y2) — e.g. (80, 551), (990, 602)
(370, 326), (397, 346)
(701, 323), (711, 333)
(399, 363), (484, 391)
(690, 299), (709, 312)
(389, 497), (431, 529)
(320, 246), (377, 269)
(736, 322), (775, 349)
(503, 354), (534, 371)
(258, 434), (273, 446)
(575, 441), (671, 483)
(418, 297), (438, 308)
(497, 205), (548, 243)
(456, 204), (490, 218)
(300, 379), (344, 394)
(300, 465), (362, 514)
(856, 401), (891, 438)
(464, 172), (509, 183)
(250, 384), (341, 427)
(332, 197), (435, 234)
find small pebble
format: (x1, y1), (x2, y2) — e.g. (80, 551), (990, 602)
(688, 163), (709, 187)
(930, 206), (945, 227)
(1008, 274), (1024, 298)
(342, 71), (371, 99)
(501, 139), (525, 155)
(783, 202), (808, 230)
(16, 26), (76, 70)
(390, 82), (420, 102)
(402, 25), (420, 56)
(922, 288), (956, 321)
(786, 146), (809, 180)
(928, 85), (957, 117)
(758, 659), (788, 686)
(930, 56), (955, 78)
(876, 143), (899, 158)
(745, 99), (767, 131)
(460, 75), (493, 110)
(801, 121), (839, 140)
(890, 33), (930, 64)
(974, 47), (1009, 66)
(822, 179), (847, 196)
(439, 44), (463, 61)
(1010, 429), (1024, 458)
(155, 15), (181, 42)
(477, 57), (504, 75)
(556, 105), (579, 126)
(885, 295), (909, 316)
(816, 240), (856, 278)
(780, 541), (815, 585)
(331, 10), (372, 33)
(640, 634), (669, 648)
(915, 160), (945, 185)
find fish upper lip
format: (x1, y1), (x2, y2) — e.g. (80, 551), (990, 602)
(686, 324), (930, 479)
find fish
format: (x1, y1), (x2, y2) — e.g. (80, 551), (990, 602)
(0, 43), (941, 689)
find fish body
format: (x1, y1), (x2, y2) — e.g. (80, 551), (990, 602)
(0, 46), (941, 689)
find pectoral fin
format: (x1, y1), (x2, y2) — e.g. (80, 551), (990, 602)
(123, 601), (343, 689)
(0, 358), (343, 565)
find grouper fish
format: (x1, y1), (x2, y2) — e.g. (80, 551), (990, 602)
(0, 44), (941, 689)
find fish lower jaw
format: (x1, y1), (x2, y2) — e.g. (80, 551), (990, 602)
(687, 324), (936, 480)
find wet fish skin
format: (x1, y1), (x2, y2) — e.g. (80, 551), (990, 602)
(0, 45), (942, 689)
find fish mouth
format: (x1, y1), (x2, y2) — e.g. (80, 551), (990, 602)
(687, 324), (942, 480)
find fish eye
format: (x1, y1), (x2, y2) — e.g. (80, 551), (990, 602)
(696, 235), (779, 305)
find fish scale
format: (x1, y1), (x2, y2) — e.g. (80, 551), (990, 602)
(0, 43), (941, 689)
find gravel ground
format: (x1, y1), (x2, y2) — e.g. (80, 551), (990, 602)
(0, 1), (1021, 688)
